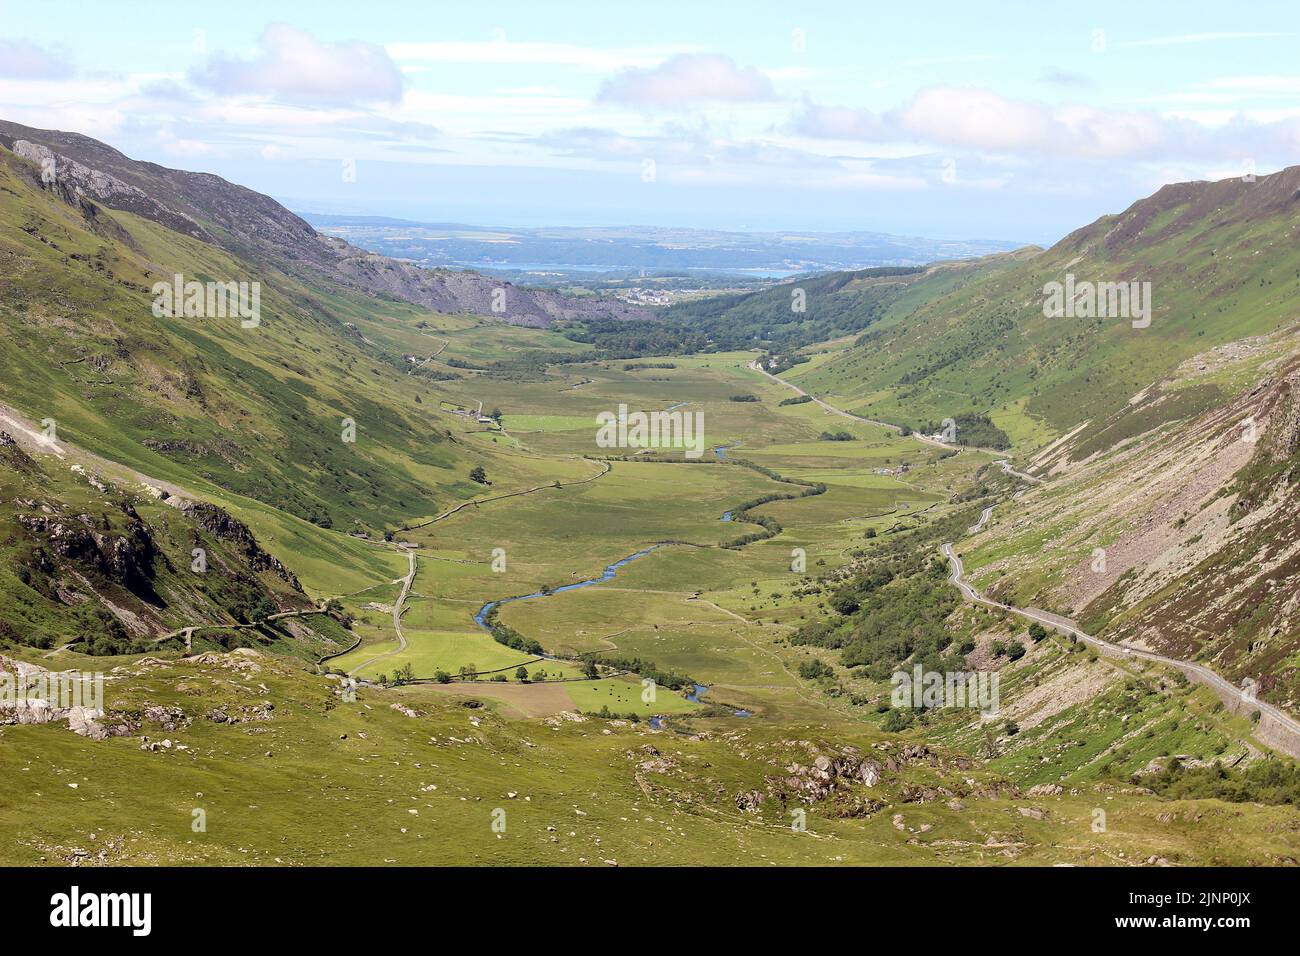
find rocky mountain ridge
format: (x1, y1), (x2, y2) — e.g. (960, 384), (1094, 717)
(0, 120), (652, 328)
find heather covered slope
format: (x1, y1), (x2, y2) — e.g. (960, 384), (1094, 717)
(785, 167), (1300, 448)
(954, 323), (1300, 717)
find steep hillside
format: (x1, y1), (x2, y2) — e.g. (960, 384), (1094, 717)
(785, 167), (1300, 449)
(0, 120), (652, 329)
(955, 322), (1300, 717)
(0, 429), (353, 656)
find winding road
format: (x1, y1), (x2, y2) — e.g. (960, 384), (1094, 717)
(756, 358), (1300, 760)
(942, 541), (1300, 759)
(749, 360), (954, 449)
(348, 547), (417, 676)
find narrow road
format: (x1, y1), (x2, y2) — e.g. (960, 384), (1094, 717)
(409, 337), (448, 373)
(748, 360), (953, 449)
(995, 458), (1044, 484)
(122, 602), (340, 657)
(348, 547), (417, 676)
(752, 360), (1300, 758)
(968, 505), (994, 535)
(942, 542), (1300, 760)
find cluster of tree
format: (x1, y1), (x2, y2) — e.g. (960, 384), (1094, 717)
(588, 706), (644, 721)
(729, 394), (760, 402)
(660, 267), (924, 353)
(991, 638), (1026, 661)
(798, 658), (835, 680)
(917, 413), (1011, 449)
(390, 662), (415, 684)
(582, 653), (694, 691)
(1145, 756), (1300, 806)
(760, 352), (811, 375)
(790, 508), (979, 679)
(556, 318), (709, 358)
(819, 430), (854, 442)
(74, 605), (150, 656)
(778, 395), (812, 406)
(480, 607), (544, 656)
(720, 476), (827, 550)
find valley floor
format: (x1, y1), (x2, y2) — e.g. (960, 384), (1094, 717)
(3, 348), (1299, 866)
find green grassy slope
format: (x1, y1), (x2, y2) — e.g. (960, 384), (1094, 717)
(784, 167), (1300, 449)
(0, 145), (580, 540)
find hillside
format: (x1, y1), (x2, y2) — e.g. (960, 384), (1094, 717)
(774, 167), (1300, 449)
(954, 326), (1300, 717)
(0, 120), (652, 329)
(2, 121), (1299, 870)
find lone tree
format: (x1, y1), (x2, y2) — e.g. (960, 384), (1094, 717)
(582, 659), (599, 679)
(469, 465), (488, 484)
(515, 666), (529, 683)
(1028, 622), (1049, 642)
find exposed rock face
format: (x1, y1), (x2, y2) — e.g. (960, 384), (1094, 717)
(1, 120), (653, 328)
(764, 751), (885, 816)
(9, 138), (209, 241)
(16, 506), (160, 595)
(176, 501), (303, 592)
(1026, 783), (1064, 796)
(0, 431), (36, 471)
(738, 739), (1014, 818)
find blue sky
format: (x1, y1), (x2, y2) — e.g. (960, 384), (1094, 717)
(2, 0), (1299, 242)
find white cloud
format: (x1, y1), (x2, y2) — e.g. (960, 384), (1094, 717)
(192, 24), (404, 105)
(0, 38), (72, 79)
(598, 54), (774, 108)
(387, 40), (692, 73)
(793, 101), (886, 139)
(794, 88), (1217, 161)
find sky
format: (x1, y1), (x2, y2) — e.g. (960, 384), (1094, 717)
(2, 0), (1299, 243)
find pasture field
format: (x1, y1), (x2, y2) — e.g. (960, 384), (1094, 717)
(325, 349), (983, 720)
(7, 327), (1298, 868)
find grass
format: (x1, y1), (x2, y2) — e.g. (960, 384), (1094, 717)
(7, 137), (1300, 866)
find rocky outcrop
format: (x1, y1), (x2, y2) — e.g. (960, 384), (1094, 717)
(0, 655), (130, 740)
(16, 505), (160, 595)
(8, 138), (209, 241)
(0, 431), (36, 471)
(176, 501), (302, 592)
